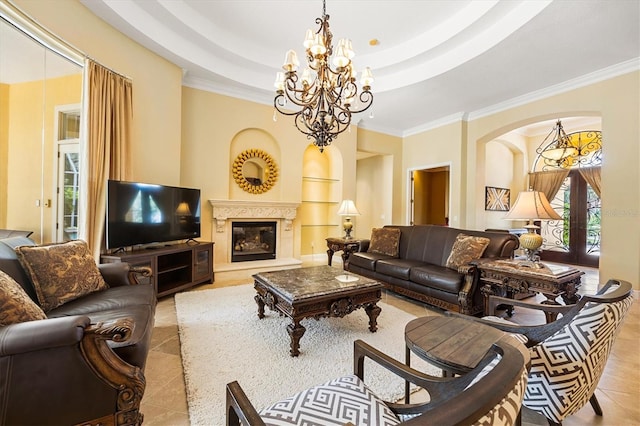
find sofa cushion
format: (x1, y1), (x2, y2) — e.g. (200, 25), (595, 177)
(349, 251), (391, 271)
(0, 270), (47, 325)
(376, 258), (426, 280)
(259, 374), (401, 426)
(368, 227), (401, 257)
(410, 265), (465, 294)
(15, 240), (108, 312)
(446, 233), (491, 270)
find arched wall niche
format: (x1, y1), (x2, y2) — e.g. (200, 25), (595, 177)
(300, 144), (344, 256)
(473, 111), (602, 231)
(228, 128), (281, 199)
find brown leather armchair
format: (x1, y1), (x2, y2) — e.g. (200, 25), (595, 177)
(0, 237), (156, 425)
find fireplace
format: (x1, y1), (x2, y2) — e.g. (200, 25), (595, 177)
(208, 200), (301, 281)
(232, 221), (277, 262)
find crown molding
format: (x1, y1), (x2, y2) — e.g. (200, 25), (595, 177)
(467, 58), (640, 121)
(402, 112), (468, 137)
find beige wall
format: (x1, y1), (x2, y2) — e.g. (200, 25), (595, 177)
(484, 141), (515, 230)
(180, 88), (359, 258)
(15, 0), (184, 186)
(403, 121), (464, 227)
(466, 72), (640, 288)
(356, 127), (403, 227)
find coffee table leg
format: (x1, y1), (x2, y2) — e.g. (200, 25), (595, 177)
(365, 303), (381, 332)
(254, 294), (265, 319)
(287, 320), (306, 357)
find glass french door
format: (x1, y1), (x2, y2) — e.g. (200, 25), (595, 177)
(539, 169), (600, 267)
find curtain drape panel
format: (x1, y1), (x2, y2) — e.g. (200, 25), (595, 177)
(578, 166), (602, 198)
(85, 60), (132, 259)
(528, 170), (570, 202)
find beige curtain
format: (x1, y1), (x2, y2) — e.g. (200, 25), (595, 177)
(578, 166), (602, 198)
(528, 170), (570, 202)
(85, 60), (132, 258)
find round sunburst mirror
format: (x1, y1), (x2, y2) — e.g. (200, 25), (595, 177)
(232, 149), (279, 194)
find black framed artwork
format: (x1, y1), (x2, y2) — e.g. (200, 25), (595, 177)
(485, 186), (510, 211)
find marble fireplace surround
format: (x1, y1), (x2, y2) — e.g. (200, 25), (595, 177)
(209, 200), (302, 281)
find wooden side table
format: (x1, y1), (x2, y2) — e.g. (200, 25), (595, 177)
(325, 237), (362, 270)
(474, 259), (583, 321)
(404, 316), (509, 401)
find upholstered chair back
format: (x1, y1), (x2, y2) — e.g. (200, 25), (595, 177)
(523, 291), (634, 423)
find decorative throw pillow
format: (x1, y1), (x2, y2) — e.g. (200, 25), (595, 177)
(15, 240), (108, 312)
(368, 227), (401, 257)
(446, 233), (491, 270)
(0, 270), (47, 325)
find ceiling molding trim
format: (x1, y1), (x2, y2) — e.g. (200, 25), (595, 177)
(356, 121), (403, 138)
(183, 75), (271, 106)
(402, 112), (468, 137)
(467, 58), (640, 122)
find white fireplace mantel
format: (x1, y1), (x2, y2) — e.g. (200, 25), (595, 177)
(209, 200), (300, 232)
(208, 199), (301, 281)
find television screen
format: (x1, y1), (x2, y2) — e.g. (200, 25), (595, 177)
(106, 180), (201, 249)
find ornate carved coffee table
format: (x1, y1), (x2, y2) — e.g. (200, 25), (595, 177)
(253, 265), (383, 356)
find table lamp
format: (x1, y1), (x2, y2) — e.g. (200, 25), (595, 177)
(336, 199), (360, 239)
(503, 190), (561, 266)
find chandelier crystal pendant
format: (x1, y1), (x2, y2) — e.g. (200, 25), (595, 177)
(273, 0), (374, 152)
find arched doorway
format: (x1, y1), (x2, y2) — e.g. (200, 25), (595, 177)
(532, 127), (602, 267)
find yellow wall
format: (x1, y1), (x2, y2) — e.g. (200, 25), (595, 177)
(14, 0), (184, 186)
(5, 74), (82, 243)
(0, 83), (8, 227)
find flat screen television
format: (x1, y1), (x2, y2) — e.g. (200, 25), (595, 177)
(106, 180), (201, 249)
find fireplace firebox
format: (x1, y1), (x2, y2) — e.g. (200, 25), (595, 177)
(232, 221), (277, 262)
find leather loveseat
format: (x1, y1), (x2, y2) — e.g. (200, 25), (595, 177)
(0, 236), (156, 425)
(347, 225), (519, 315)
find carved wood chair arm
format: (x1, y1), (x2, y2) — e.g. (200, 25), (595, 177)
(81, 318), (146, 425)
(129, 266), (153, 285)
(226, 381), (266, 426)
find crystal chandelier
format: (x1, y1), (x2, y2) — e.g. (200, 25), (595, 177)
(273, 0), (374, 152)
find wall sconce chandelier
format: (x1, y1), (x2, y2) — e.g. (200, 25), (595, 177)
(273, 0), (374, 153)
(536, 119), (602, 169)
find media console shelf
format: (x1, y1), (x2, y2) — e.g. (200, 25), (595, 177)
(101, 242), (214, 297)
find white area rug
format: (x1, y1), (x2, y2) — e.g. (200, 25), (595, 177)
(175, 284), (441, 425)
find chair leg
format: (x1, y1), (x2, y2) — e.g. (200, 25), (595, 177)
(589, 393), (603, 416)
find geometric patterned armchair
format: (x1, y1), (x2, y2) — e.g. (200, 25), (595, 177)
(479, 279), (634, 426)
(227, 338), (529, 426)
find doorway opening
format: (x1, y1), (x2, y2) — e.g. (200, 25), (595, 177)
(410, 166), (450, 226)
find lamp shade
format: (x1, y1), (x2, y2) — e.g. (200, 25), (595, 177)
(337, 199), (360, 216)
(503, 190), (561, 221)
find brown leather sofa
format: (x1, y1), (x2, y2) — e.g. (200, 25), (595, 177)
(347, 225), (519, 315)
(0, 237), (156, 425)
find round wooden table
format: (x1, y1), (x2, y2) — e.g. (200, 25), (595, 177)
(405, 316), (506, 375)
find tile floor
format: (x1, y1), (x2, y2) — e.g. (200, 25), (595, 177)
(140, 262), (639, 425)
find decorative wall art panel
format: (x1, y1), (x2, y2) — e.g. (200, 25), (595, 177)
(485, 187), (510, 211)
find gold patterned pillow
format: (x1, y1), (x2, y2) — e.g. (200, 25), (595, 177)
(368, 227), (401, 257)
(15, 240), (108, 312)
(0, 270), (47, 325)
(446, 233), (491, 270)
